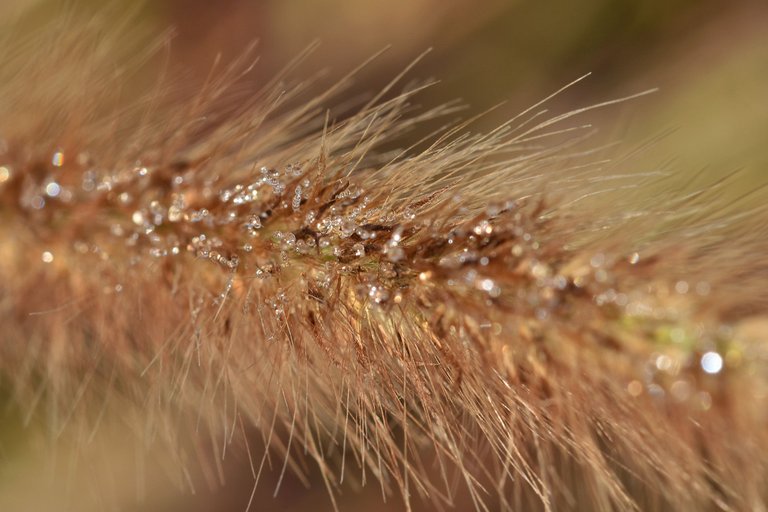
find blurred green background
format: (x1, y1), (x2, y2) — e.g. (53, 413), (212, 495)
(1, 0), (766, 510)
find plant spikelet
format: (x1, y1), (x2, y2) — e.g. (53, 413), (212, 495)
(1, 10), (767, 512)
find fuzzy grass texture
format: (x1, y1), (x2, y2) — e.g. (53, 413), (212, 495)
(1, 10), (768, 512)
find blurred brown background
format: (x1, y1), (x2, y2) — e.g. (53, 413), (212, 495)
(1, 0), (767, 510)
(3, 0), (767, 182)
(162, 0), (768, 188)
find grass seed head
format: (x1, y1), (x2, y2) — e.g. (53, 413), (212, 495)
(1, 9), (767, 512)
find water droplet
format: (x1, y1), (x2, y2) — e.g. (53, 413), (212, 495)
(478, 278), (501, 297)
(629, 252), (640, 264)
(380, 262), (398, 279)
(292, 186), (302, 211)
(41, 251), (54, 263)
(189, 209), (209, 222)
(627, 380), (643, 397)
(655, 354), (673, 372)
(670, 380), (692, 402)
(531, 262), (550, 279)
(701, 351), (723, 374)
(385, 245), (405, 262)
(168, 205), (182, 222)
(695, 281), (711, 296)
(51, 151), (64, 167)
(219, 188), (234, 202)
(286, 163), (303, 177)
(0, 166), (10, 183)
(45, 182), (61, 197)
(276, 231), (296, 249)
(369, 285), (390, 304)
(473, 220), (493, 236)
(244, 214), (262, 235)
(340, 220), (357, 238)
(81, 171), (96, 192)
(30, 196), (45, 209)
(352, 243), (365, 257)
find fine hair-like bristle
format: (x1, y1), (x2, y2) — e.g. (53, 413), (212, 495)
(1, 9), (767, 512)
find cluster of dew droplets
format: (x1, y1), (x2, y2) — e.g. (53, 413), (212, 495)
(7, 148), (736, 398)
(4, 151), (310, 272)
(547, 234), (731, 407)
(611, 249), (731, 406)
(3, 148), (186, 264)
(4, 150), (83, 212)
(123, 163), (312, 267)
(424, 200), (556, 315)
